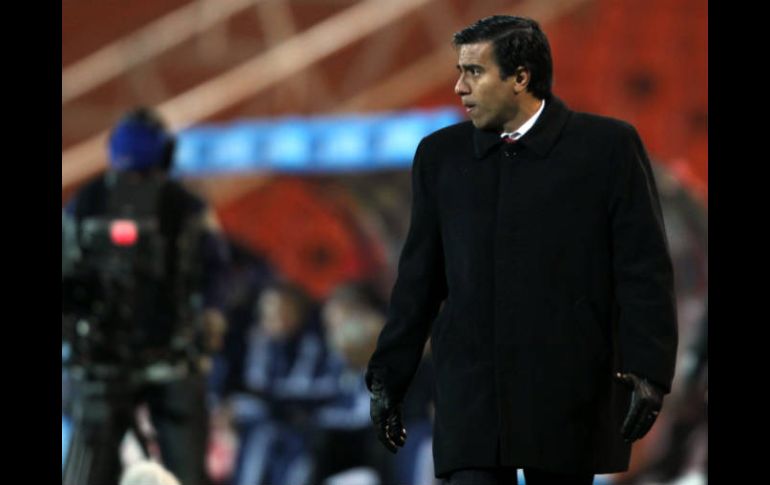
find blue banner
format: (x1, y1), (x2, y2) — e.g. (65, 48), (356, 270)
(172, 108), (462, 176)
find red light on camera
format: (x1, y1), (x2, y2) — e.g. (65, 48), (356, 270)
(110, 219), (138, 246)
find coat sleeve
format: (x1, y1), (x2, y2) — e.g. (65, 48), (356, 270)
(365, 139), (447, 402)
(608, 123), (679, 394)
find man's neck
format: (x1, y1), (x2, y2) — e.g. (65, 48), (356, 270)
(502, 95), (544, 134)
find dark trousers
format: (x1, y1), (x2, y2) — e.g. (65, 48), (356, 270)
(442, 436), (595, 485)
(443, 467), (594, 485)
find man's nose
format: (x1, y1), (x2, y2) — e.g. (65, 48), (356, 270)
(455, 75), (469, 96)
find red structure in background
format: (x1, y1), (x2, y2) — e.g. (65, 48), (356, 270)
(216, 177), (388, 300)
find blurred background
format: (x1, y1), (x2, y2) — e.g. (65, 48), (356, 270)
(62, 1), (707, 484)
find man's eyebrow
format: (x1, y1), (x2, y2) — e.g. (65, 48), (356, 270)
(456, 63), (484, 72)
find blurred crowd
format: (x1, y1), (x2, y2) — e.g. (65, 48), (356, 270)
(203, 242), (436, 485)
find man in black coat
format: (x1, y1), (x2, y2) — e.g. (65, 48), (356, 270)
(365, 16), (678, 485)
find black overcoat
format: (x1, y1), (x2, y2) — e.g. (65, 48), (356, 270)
(366, 96), (678, 477)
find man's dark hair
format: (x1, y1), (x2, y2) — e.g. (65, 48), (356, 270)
(328, 280), (387, 314)
(257, 280), (314, 322)
(453, 15), (553, 99)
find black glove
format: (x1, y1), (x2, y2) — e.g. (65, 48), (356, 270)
(616, 372), (665, 443)
(369, 376), (407, 453)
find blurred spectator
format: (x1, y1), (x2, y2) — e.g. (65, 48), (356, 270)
(207, 242), (276, 483)
(309, 281), (436, 485)
(216, 281), (333, 485)
(679, 304), (708, 399)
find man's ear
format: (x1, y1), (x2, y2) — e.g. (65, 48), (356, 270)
(512, 67), (530, 94)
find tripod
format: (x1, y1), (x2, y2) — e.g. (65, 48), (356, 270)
(62, 365), (155, 485)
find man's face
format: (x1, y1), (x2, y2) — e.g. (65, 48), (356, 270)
(454, 41), (519, 132)
(259, 290), (302, 339)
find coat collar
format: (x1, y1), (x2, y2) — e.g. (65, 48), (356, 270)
(473, 95), (572, 159)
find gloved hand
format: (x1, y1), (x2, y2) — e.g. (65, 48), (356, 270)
(616, 372), (665, 443)
(369, 376), (407, 453)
